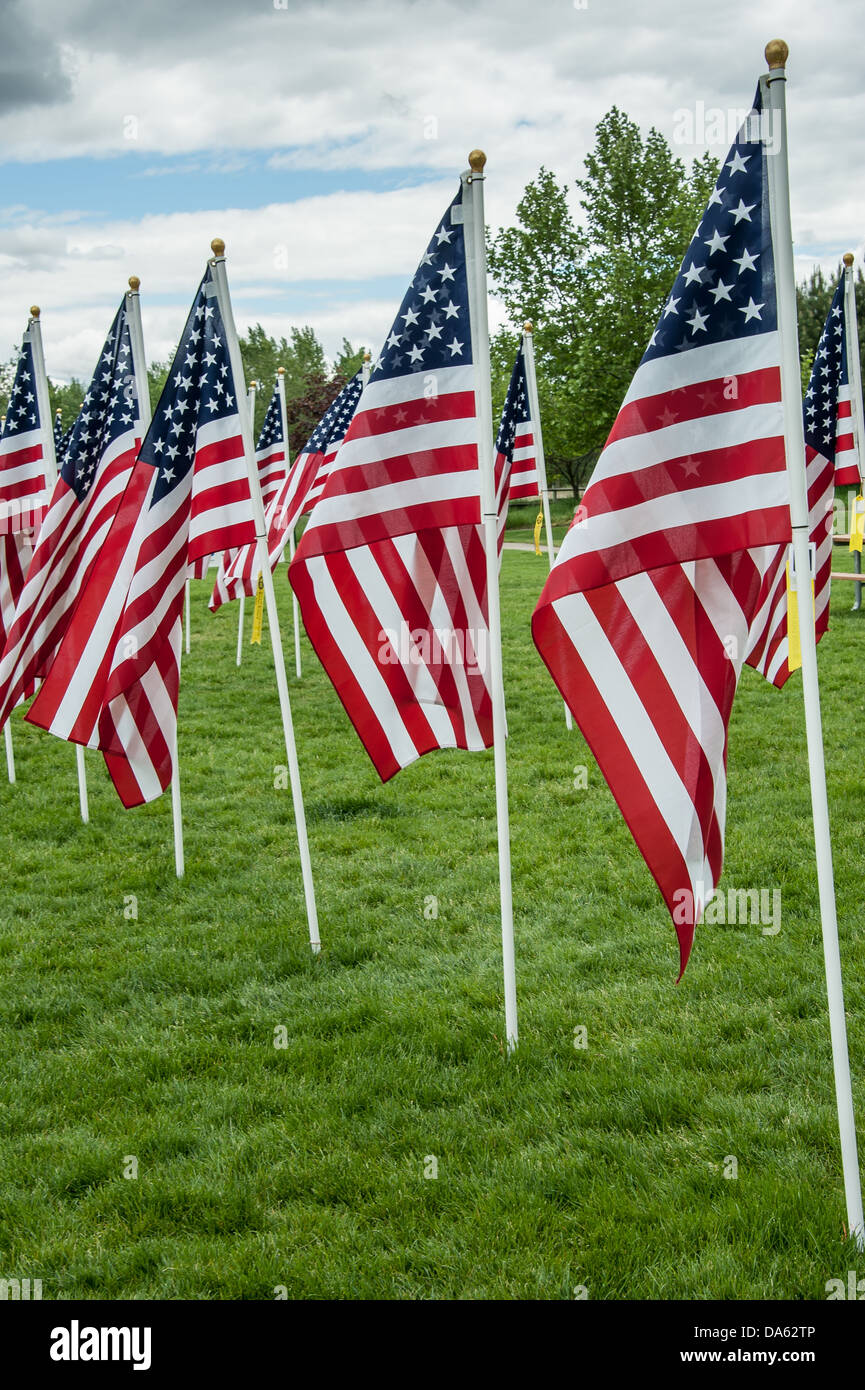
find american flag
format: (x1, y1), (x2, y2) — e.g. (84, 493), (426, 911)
(497, 342), (539, 501)
(0, 331), (50, 697)
(532, 90), (792, 976)
(290, 183), (498, 780)
(208, 376), (288, 610)
(0, 303), (142, 728)
(27, 267), (256, 805)
(0, 332), (48, 533)
(53, 410), (64, 457)
(253, 381), (288, 509)
(745, 278), (850, 686)
(209, 370), (363, 613)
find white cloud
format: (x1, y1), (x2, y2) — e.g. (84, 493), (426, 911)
(1, 0), (863, 380)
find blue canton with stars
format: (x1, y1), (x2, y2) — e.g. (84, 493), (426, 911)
(369, 185), (471, 382)
(803, 278), (847, 461)
(301, 370), (364, 455)
(140, 267), (239, 504)
(1, 339), (41, 443)
(61, 304), (137, 502)
(643, 87), (776, 364)
(256, 385), (283, 453)
(53, 412), (64, 454)
(496, 342), (530, 459)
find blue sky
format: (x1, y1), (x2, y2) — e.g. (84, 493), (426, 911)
(1, 0), (862, 384)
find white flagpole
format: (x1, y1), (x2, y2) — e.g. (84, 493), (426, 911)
(236, 382), (257, 667)
(764, 40), (864, 1248)
(210, 239), (320, 952)
(4, 724), (15, 782)
(185, 578), (191, 653)
(28, 307), (90, 821)
(462, 152), (518, 1052)
(522, 321), (573, 732)
(275, 367), (301, 678)
(127, 275), (185, 877)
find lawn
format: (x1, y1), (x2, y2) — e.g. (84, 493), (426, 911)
(0, 541), (863, 1300)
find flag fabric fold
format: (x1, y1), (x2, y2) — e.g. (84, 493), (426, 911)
(0, 330), (51, 706)
(26, 267), (256, 805)
(745, 277), (852, 685)
(497, 342), (540, 501)
(289, 185), (504, 780)
(208, 371), (364, 612)
(532, 92), (792, 976)
(0, 303), (142, 727)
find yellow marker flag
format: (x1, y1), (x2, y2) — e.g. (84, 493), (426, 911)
(250, 574), (265, 645)
(850, 496), (864, 554)
(533, 507), (544, 556)
(785, 557), (815, 674)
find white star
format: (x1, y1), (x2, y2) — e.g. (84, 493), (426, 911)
(739, 297), (764, 322)
(730, 199), (756, 224)
(439, 262), (456, 283)
(686, 307), (709, 334)
(707, 186), (724, 207)
(435, 226), (453, 244)
(401, 306), (420, 327)
(710, 278), (733, 303)
(725, 150), (750, 176)
(663, 294), (680, 317)
(704, 228), (730, 256)
(443, 301), (459, 319)
(683, 262), (704, 286)
(733, 248), (760, 274)
(447, 338), (464, 357)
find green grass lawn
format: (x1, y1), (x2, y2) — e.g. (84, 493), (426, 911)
(1, 544), (864, 1300)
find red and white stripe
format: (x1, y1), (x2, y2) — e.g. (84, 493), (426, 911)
(209, 406), (350, 613)
(532, 333), (790, 976)
(505, 419), (540, 500)
(0, 423), (47, 533)
(744, 445), (835, 686)
(28, 414), (255, 805)
(0, 426), (138, 727)
(833, 385), (861, 486)
(290, 364), (501, 780)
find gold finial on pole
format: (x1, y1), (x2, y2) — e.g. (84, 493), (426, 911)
(277, 366), (285, 376)
(843, 253), (855, 268)
(468, 149), (487, 173)
(363, 349), (371, 362)
(765, 39), (789, 69)
(30, 306), (40, 320)
(128, 275), (140, 292)
(211, 238), (225, 258)
(523, 320), (533, 334)
(249, 380), (257, 390)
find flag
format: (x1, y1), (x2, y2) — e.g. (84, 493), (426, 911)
(531, 92), (791, 976)
(0, 331), (48, 535)
(252, 381), (288, 510)
(0, 330), (50, 697)
(207, 376), (289, 609)
(209, 370), (363, 612)
(0, 303), (142, 727)
(497, 342), (540, 500)
(289, 184), (498, 780)
(745, 278), (848, 685)
(53, 410), (64, 457)
(27, 266), (256, 805)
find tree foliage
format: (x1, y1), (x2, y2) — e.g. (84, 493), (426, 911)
(488, 108), (720, 489)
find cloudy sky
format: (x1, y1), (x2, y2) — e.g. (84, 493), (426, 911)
(1, 0), (862, 383)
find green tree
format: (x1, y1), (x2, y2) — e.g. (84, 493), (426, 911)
(488, 109), (720, 490)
